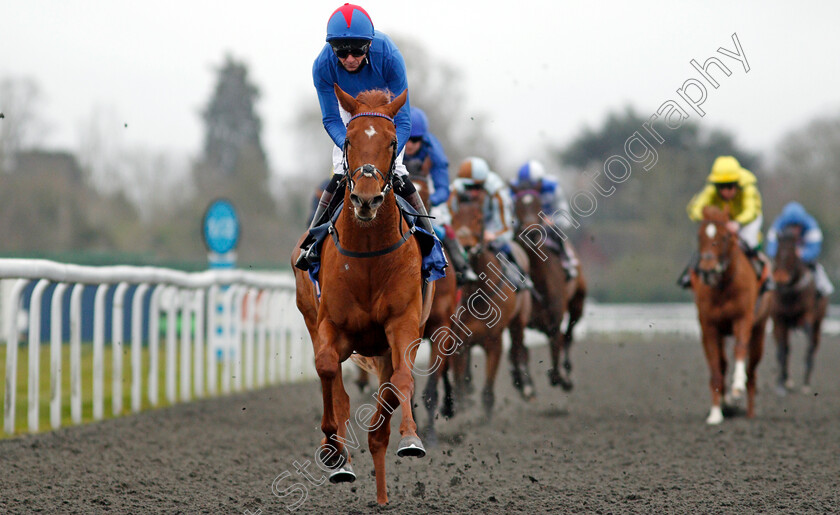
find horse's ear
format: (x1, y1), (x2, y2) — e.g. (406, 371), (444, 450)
(384, 89), (408, 118)
(334, 83), (358, 113)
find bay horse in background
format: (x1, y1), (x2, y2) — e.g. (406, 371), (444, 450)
(771, 225), (829, 395)
(513, 189), (587, 391)
(404, 173), (462, 446)
(690, 205), (771, 424)
(435, 191), (532, 420)
(292, 85), (432, 505)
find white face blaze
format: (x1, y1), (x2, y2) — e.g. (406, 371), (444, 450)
(365, 125), (377, 139)
(705, 223), (717, 239)
(522, 194), (535, 204)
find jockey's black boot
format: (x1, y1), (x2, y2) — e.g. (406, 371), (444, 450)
(295, 173), (343, 271)
(742, 244), (775, 293)
(677, 252), (699, 289)
(441, 234), (479, 284)
(395, 176), (437, 237)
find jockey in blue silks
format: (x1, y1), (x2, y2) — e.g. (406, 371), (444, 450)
(296, 4), (438, 271)
(509, 159), (579, 279)
(404, 107), (477, 283)
(766, 201), (834, 297)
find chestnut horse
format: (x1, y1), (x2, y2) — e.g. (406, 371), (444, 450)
(513, 190), (587, 391)
(292, 86), (432, 505)
(771, 226), (829, 395)
(690, 205), (771, 424)
(439, 192), (533, 419)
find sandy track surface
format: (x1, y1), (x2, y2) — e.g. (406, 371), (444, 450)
(2, 333), (839, 514)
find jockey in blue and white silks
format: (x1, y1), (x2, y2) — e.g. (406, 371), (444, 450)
(450, 157), (534, 291)
(510, 159), (579, 278)
(766, 201), (834, 296)
(296, 4), (441, 272)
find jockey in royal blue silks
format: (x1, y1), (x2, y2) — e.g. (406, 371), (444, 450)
(404, 107), (478, 283)
(766, 201), (834, 297)
(509, 159), (579, 279)
(295, 3), (441, 272)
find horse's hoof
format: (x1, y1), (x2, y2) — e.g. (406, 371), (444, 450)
(397, 436), (426, 458)
(560, 378), (574, 392)
(729, 387), (745, 401)
(547, 369), (561, 387)
(784, 378), (795, 390)
(328, 463), (356, 484)
(775, 384), (788, 397)
(522, 384), (536, 399)
(706, 406), (724, 425)
(422, 428), (439, 448)
(801, 385), (812, 395)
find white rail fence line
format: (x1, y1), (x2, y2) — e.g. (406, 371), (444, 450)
(0, 259), (312, 436)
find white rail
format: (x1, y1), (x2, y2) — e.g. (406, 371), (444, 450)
(0, 259), (312, 436)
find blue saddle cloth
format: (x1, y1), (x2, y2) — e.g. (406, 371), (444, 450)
(306, 198), (447, 294)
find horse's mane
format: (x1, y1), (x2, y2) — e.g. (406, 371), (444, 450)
(355, 89), (392, 109)
(702, 205), (730, 223)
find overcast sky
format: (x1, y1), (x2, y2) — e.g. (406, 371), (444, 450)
(3, 0), (840, 177)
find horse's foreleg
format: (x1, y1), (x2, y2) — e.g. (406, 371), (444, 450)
(314, 324), (344, 463)
(385, 318), (426, 458)
(730, 316), (754, 400)
(700, 326), (725, 424)
(562, 285), (586, 381)
(507, 318), (535, 399)
(773, 321), (791, 395)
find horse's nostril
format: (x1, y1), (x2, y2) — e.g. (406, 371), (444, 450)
(370, 195), (384, 208)
(350, 193), (361, 207)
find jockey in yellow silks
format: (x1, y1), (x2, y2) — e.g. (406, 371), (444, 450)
(678, 156), (773, 290)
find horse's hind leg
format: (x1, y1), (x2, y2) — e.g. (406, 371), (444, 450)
(421, 363), (444, 447)
(547, 328), (564, 388)
(773, 321), (791, 396)
(481, 336), (503, 420)
(802, 321), (821, 393)
(746, 319), (767, 418)
(368, 358), (397, 505)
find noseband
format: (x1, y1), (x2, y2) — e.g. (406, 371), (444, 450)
(698, 223), (732, 284)
(343, 111), (399, 195)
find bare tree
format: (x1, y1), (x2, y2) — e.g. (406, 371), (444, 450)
(0, 76), (49, 172)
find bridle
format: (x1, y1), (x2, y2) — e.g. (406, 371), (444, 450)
(342, 111), (398, 196)
(329, 110), (412, 259)
(697, 221), (733, 285)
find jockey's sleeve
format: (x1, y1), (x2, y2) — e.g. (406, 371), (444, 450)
(490, 189), (513, 239)
(426, 134), (450, 206)
(733, 184), (761, 225)
(686, 185), (716, 221)
(379, 35), (411, 154)
(801, 226), (823, 262)
(314, 67), (348, 148)
(765, 227), (778, 258)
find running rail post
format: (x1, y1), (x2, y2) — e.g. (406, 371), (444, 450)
(50, 282), (68, 430)
(92, 283), (109, 421)
(112, 282), (130, 417)
(69, 283), (84, 425)
(28, 279), (50, 433)
(180, 288), (192, 402)
(193, 288), (205, 398)
(3, 279), (28, 435)
(131, 283), (150, 413)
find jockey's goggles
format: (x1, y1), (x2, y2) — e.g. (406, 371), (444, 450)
(714, 182), (738, 191)
(331, 40), (370, 59)
(408, 136), (423, 143)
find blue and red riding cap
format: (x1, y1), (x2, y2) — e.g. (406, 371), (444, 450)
(326, 3), (375, 42)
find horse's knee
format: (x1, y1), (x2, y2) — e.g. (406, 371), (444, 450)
(315, 348), (339, 380)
